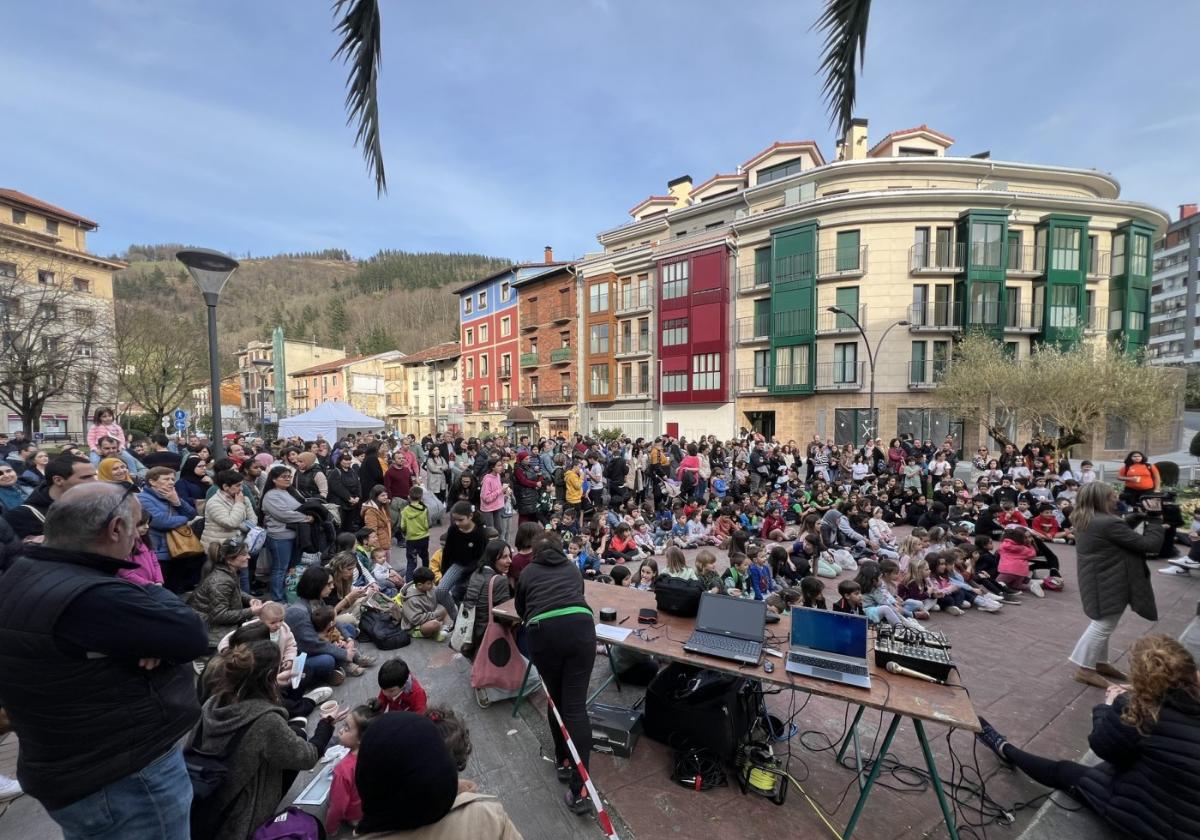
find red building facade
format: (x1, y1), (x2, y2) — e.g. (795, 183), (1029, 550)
(657, 243), (730, 406)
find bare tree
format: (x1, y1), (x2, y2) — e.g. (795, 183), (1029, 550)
(115, 302), (210, 423)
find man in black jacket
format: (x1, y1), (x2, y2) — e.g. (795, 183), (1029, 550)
(0, 482), (208, 839)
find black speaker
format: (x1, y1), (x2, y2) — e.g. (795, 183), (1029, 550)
(642, 663), (751, 761)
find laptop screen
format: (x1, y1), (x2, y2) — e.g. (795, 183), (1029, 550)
(790, 607), (867, 658)
(695, 593), (766, 639)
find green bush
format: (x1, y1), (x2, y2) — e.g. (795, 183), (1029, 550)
(1190, 431), (1200, 459)
(1157, 460), (1180, 488)
(593, 427), (624, 443)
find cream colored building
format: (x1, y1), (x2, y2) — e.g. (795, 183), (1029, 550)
(0, 189), (123, 438)
(288, 351), (401, 418)
(392, 341), (461, 437)
(236, 334), (345, 425)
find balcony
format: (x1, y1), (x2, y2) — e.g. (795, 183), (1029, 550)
(549, 305), (573, 324)
(907, 301), (960, 331)
(814, 360), (864, 391)
(773, 253), (816, 285)
(498, 365), (512, 379)
(615, 336), (652, 357)
(816, 245), (868, 279)
(1003, 303), (1039, 333)
(520, 316), (538, 332)
(1086, 251), (1110, 278)
(736, 260), (771, 294)
(908, 358), (950, 389)
(736, 368), (769, 395)
(909, 243), (962, 274)
(291, 388), (308, 398)
(614, 378), (651, 400)
(616, 286), (653, 315)
(520, 352), (540, 368)
(521, 304), (573, 329)
(735, 316), (770, 344)
(773, 307), (814, 338)
(1084, 306), (1107, 333)
(816, 304), (867, 335)
(1005, 245), (1042, 276)
(550, 346), (573, 364)
(529, 387), (573, 406)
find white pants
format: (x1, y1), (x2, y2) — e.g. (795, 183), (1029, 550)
(1068, 612), (1123, 669)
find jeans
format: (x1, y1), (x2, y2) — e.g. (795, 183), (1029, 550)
(901, 598), (924, 616)
(481, 509), (510, 543)
(302, 653), (338, 687)
(527, 613), (596, 796)
(1069, 613), (1124, 669)
(405, 537), (430, 580)
(47, 746), (191, 840)
(437, 562), (471, 604)
(266, 535), (296, 602)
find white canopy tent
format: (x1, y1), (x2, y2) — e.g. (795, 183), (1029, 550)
(277, 401), (386, 442)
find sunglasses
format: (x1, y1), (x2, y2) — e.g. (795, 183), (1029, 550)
(102, 484), (138, 526)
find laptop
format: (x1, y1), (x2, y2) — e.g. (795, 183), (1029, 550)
(784, 607), (872, 689)
(682, 593), (766, 666)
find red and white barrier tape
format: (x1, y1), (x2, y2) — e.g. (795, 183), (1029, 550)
(541, 686), (620, 840)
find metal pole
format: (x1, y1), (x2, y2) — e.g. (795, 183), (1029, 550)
(205, 299), (225, 460)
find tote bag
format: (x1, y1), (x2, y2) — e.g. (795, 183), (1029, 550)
(470, 575), (526, 692)
(448, 596), (476, 654)
(167, 523), (204, 559)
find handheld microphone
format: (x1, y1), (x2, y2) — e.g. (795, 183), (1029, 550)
(885, 660), (942, 684)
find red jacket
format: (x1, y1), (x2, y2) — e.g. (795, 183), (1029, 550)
(997, 538), (1036, 578)
(384, 465), (414, 500)
(760, 515), (786, 539)
(325, 751), (362, 833)
(1032, 513), (1059, 538)
(375, 678), (427, 715)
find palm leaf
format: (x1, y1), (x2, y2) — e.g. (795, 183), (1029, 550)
(814, 0), (873, 138)
(332, 0), (387, 195)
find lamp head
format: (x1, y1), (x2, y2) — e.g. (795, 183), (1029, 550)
(827, 306), (844, 315)
(897, 320), (910, 326)
(176, 248), (240, 302)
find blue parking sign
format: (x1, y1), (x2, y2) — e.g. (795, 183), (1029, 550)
(175, 418), (187, 431)
(173, 409), (187, 422)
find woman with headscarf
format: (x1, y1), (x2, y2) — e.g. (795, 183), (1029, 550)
(96, 456), (136, 489)
(293, 451), (328, 500)
(175, 455), (212, 511)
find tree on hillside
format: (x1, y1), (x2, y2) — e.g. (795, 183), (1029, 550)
(115, 302), (210, 423)
(326, 297), (350, 346)
(936, 333), (1180, 454)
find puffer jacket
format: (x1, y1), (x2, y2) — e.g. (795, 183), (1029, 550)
(1074, 513), (1162, 621)
(138, 488), (197, 561)
(189, 564), (254, 646)
(202, 490), (256, 547)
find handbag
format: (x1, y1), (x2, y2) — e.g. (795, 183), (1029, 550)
(167, 523), (204, 559)
(243, 525), (267, 556)
(654, 574), (704, 617)
(470, 575), (526, 692)
(448, 595), (476, 653)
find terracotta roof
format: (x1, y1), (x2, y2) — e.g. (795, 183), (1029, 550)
(289, 354), (361, 377)
(627, 195), (675, 216)
(740, 140), (827, 172)
(690, 172), (744, 195)
(0, 189), (98, 229)
(399, 341), (461, 365)
(868, 124), (955, 156)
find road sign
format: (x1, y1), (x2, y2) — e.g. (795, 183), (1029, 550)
(32, 432), (44, 443)
(175, 418), (188, 431)
(161, 416), (171, 430)
(173, 409), (188, 422)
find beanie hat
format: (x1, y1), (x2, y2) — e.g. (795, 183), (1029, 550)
(355, 712), (458, 833)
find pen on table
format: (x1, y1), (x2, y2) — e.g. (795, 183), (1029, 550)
(619, 616), (629, 625)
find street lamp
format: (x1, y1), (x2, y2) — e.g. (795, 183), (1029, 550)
(827, 306), (909, 443)
(177, 248), (240, 459)
(251, 359), (274, 434)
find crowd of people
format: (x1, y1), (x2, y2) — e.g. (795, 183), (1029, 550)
(0, 409), (1195, 840)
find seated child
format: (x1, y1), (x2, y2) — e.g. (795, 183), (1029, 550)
(1031, 503), (1064, 542)
(747, 547), (778, 600)
(662, 546), (698, 581)
(568, 535), (601, 578)
(372, 658), (427, 714)
(604, 523), (643, 564)
(949, 550), (1003, 612)
(325, 705), (376, 835)
(399, 567), (450, 639)
(832, 579), (864, 614)
(928, 554), (972, 615)
(634, 559), (659, 591)
(425, 707), (473, 774)
(996, 527), (1043, 597)
(799, 576), (827, 609)
(765, 586), (802, 615)
(857, 560), (921, 628)
(370, 547), (404, 598)
(722, 553), (751, 596)
(695, 549), (722, 593)
(609, 565), (632, 587)
(632, 520), (658, 555)
(880, 557), (929, 619)
(311, 605), (365, 675)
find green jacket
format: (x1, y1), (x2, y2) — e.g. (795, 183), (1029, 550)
(399, 501), (430, 541)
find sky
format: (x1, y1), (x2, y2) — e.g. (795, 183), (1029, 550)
(3, 0), (1199, 263)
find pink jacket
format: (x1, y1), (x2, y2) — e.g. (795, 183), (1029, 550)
(117, 540), (163, 586)
(480, 472), (505, 513)
(87, 423), (127, 453)
(997, 538), (1036, 578)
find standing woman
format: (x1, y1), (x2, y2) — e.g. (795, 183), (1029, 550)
(516, 530), (596, 815)
(422, 446), (449, 502)
(261, 466), (312, 602)
(361, 485), (393, 551)
(1116, 451), (1160, 507)
(479, 457), (512, 542)
(139, 466), (200, 593)
(326, 450), (362, 532)
(437, 501), (487, 603)
(1068, 482), (1163, 688)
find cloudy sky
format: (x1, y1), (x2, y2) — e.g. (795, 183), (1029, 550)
(4, 1), (1198, 262)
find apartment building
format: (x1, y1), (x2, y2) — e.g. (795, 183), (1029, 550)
(1148, 203), (1200, 364)
(394, 341), (461, 437)
(513, 259), (578, 437)
(236, 329), (344, 425)
(0, 189), (123, 437)
(289, 352), (400, 417)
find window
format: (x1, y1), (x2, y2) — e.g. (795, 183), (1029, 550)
(662, 372), (688, 392)
(0, 262), (16, 280)
(1007, 230), (1023, 270)
(638, 361), (650, 393)
(528, 376), (539, 398)
(1085, 289), (1097, 326)
(480, 354), (489, 376)
(500, 316), (511, 337)
(501, 382), (510, 402)
(753, 350), (770, 387)
(1128, 289), (1147, 332)
(898, 146), (937, 157)
(500, 281), (511, 301)
(692, 353), (720, 391)
(662, 318), (688, 346)
(72, 277), (90, 292)
(1131, 234), (1150, 277)
(1049, 285), (1079, 328)
(37, 303), (57, 319)
(478, 323), (488, 342)
(835, 230), (861, 271)
(11, 209), (25, 225)
(774, 345), (808, 386)
(42, 336), (59, 352)
(45, 219), (58, 235)
(969, 282), (1000, 325)
(1087, 235), (1100, 274)
(1112, 234), (1126, 276)
(1050, 227), (1081, 271)
(590, 364), (610, 396)
(910, 341), (927, 382)
(501, 352), (511, 373)
(833, 342), (858, 383)
(478, 290), (487, 308)
(560, 331), (569, 347)
(834, 287), (858, 328)
(37, 270), (55, 285)
(661, 261), (689, 299)
(464, 297), (473, 314)
(464, 388), (473, 407)
(481, 386), (489, 406)
(935, 227), (954, 266)
(466, 357), (474, 379)
(1006, 286), (1022, 328)
(1003, 342), (1018, 359)
(78, 342), (93, 358)
(74, 307), (95, 326)
(757, 157), (805, 184)
(589, 282), (610, 313)
(465, 327), (474, 346)
(911, 284), (928, 324)
(589, 323), (609, 354)
(970, 222), (1003, 268)
(1104, 415), (1128, 451)
(913, 227), (930, 268)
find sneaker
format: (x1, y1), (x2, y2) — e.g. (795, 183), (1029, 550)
(354, 654), (377, 668)
(435, 629), (448, 642)
(344, 662), (366, 677)
(976, 599), (1001, 613)
(975, 717), (1011, 766)
(556, 761), (573, 784)
(411, 629), (425, 639)
(930, 603), (941, 612)
(0, 774), (22, 802)
(945, 605), (964, 616)
(303, 686), (334, 704)
(1029, 580), (1045, 598)
(900, 616), (926, 632)
(1158, 565), (1192, 576)
(913, 609), (931, 620)
(1001, 592), (1022, 604)
(289, 716), (308, 727)
(1168, 556), (1200, 570)
(960, 600), (972, 609)
(564, 788), (591, 815)
(1043, 577), (1064, 591)
(329, 668), (346, 687)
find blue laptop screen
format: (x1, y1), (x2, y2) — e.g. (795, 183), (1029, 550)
(790, 607), (867, 658)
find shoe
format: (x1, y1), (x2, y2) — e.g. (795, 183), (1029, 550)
(411, 629), (425, 639)
(435, 629), (448, 642)
(289, 715), (308, 727)
(329, 668), (346, 686)
(1095, 662), (1128, 681)
(930, 603), (941, 612)
(960, 600), (972, 609)
(1044, 577), (1064, 591)
(975, 717), (1011, 767)
(1169, 556), (1200, 570)
(977, 600), (1001, 613)
(0, 774), (22, 802)
(344, 662), (366, 677)
(303, 686), (334, 704)
(900, 616), (926, 632)
(556, 761), (573, 784)
(1159, 565), (1193, 576)
(1074, 667), (1111, 688)
(354, 654), (377, 668)
(1001, 592), (1022, 604)
(914, 610), (931, 620)
(564, 788), (591, 815)
(1029, 580), (1045, 598)
(945, 605), (964, 616)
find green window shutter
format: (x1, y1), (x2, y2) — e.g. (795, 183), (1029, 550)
(754, 247), (771, 286)
(836, 230), (861, 271)
(835, 286), (859, 329)
(754, 298), (770, 334)
(910, 341), (926, 383)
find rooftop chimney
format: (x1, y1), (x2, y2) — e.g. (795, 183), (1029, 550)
(843, 118), (868, 161)
(544, 245), (554, 264)
(1180, 204), (1198, 221)
(667, 174), (693, 207)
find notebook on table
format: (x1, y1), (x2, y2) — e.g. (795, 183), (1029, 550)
(682, 593), (766, 666)
(784, 607), (871, 689)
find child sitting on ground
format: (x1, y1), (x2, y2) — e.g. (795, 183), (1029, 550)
(662, 546), (698, 581)
(311, 605), (365, 676)
(695, 549), (723, 593)
(929, 553), (972, 615)
(997, 527), (1043, 597)
(603, 522), (643, 564)
(898, 557), (936, 614)
(748, 547), (778, 600)
(634, 559), (658, 591)
(765, 586), (802, 614)
(949, 550), (1003, 613)
(372, 657), (428, 714)
(722, 553), (751, 596)
(399, 567), (450, 639)
(632, 520), (658, 556)
(370, 548), (404, 598)
(425, 706), (473, 774)
(856, 560), (920, 628)
(325, 705), (376, 835)
(609, 565), (632, 587)
(568, 535), (601, 578)
(799, 576), (827, 609)
(880, 557), (929, 620)
(768, 543), (805, 586)
(832, 579), (864, 614)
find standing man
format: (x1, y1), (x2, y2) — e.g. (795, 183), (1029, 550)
(0, 483), (208, 839)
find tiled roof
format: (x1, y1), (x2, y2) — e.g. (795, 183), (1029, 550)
(399, 341), (461, 365)
(289, 354), (361, 377)
(740, 140), (827, 171)
(628, 195), (675, 216)
(868, 124), (955, 156)
(0, 189), (98, 229)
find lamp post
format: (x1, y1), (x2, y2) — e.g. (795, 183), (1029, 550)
(827, 306), (909, 443)
(177, 248), (240, 460)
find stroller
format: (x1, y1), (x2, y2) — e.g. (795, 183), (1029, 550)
(656, 475), (682, 502)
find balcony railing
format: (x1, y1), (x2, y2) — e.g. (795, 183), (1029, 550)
(817, 245), (868, 278)
(1003, 303), (1039, 332)
(615, 336), (652, 356)
(774, 308), (814, 338)
(772, 365), (810, 392)
(736, 368), (770, 394)
(908, 301), (960, 330)
(520, 352), (540, 368)
(498, 365), (512, 379)
(908, 358), (950, 389)
(816, 304), (867, 334)
(616, 286), (653, 314)
(773, 253), (815, 284)
(735, 316), (770, 344)
(291, 388), (308, 398)
(521, 304), (573, 328)
(1084, 306), (1107, 333)
(736, 260), (771, 294)
(814, 360), (865, 391)
(909, 242), (962, 273)
(549, 346), (573, 363)
(529, 387), (573, 406)
(614, 378), (651, 399)
(1086, 251), (1110, 278)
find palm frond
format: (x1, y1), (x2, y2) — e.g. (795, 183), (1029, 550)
(332, 0), (386, 196)
(814, 0), (872, 138)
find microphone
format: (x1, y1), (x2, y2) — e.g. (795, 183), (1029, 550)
(885, 660), (942, 684)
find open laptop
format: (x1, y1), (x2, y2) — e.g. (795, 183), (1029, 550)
(785, 607), (871, 689)
(682, 593), (766, 666)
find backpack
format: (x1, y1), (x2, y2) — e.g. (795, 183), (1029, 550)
(252, 807), (326, 840)
(358, 609), (412, 650)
